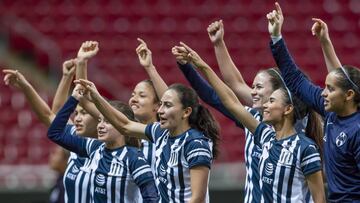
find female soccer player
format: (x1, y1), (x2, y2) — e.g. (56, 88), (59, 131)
(172, 19), (322, 202)
(48, 85), (159, 203)
(268, 2), (360, 202)
(75, 78), (220, 203)
(173, 41), (326, 202)
(3, 41), (101, 203)
(131, 38), (162, 172)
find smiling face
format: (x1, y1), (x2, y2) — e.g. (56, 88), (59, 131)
(74, 106), (98, 137)
(262, 89), (292, 125)
(128, 81), (159, 123)
(251, 72), (275, 110)
(97, 114), (122, 143)
(321, 72), (349, 113)
(157, 89), (188, 133)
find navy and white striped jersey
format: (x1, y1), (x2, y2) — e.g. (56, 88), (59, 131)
(62, 125), (91, 203)
(48, 96), (159, 203)
(254, 123), (322, 203)
(141, 139), (156, 173)
(242, 106), (263, 203)
(145, 122), (213, 203)
(81, 139), (155, 203)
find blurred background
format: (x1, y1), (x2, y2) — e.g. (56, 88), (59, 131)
(0, 0), (359, 202)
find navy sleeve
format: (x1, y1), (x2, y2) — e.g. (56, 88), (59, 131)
(270, 38), (327, 117)
(177, 62), (243, 127)
(129, 150), (156, 187)
(184, 138), (213, 169)
(253, 122), (275, 147)
(300, 144), (322, 176)
(47, 96), (88, 157)
(139, 181), (160, 203)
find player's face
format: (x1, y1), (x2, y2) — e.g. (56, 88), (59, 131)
(262, 89), (290, 124)
(97, 114), (121, 143)
(157, 89), (186, 133)
(74, 106), (98, 137)
(129, 81), (159, 123)
(321, 72), (349, 113)
(251, 72), (274, 110)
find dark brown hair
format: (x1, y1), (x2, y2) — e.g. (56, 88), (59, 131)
(109, 100), (141, 148)
(168, 84), (220, 159)
(333, 65), (360, 109)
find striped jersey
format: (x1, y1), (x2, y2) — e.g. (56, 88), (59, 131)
(271, 38), (360, 202)
(242, 106), (263, 203)
(140, 139), (156, 173)
(48, 96), (158, 203)
(62, 125), (91, 203)
(254, 122), (322, 203)
(177, 62), (263, 202)
(145, 122), (213, 203)
(81, 139), (155, 203)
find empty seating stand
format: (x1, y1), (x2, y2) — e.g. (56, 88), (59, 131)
(0, 0), (359, 165)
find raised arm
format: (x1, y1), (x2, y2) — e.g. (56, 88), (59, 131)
(311, 18), (342, 72)
(174, 61), (241, 124)
(75, 41), (101, 119)
(267, 2), (327, 117)
(136, 38), (168, 99)
(174, 42), (259, 133)
(3, 69), (55, 126)
(52, 59), (76, 113)
(208, 20), (253, 106)
(74, 79), (148, 140)
(47, 85), (90, 157)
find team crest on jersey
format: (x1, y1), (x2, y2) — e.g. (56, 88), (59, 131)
(95, 174), (106, 186)
(265, 162), (274, 176)
(335, 132), (347, 147)
(71, 165), (79, 173)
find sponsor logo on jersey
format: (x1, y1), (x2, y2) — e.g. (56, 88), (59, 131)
(66, 172), (77, 180)
(71, 165), (79, 173)
(252, 151), (261, 159)
(95, 174), (106, 186)
(159, 164), (166, 176)
(95, 187), (106, 195)
(336, 132), (347, 147)
(265, 162), (274, 176)
(262, 176), (273, 184)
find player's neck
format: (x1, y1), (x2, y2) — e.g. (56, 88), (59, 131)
(274, 120), (296, 140)
(105, 138), (126, 150)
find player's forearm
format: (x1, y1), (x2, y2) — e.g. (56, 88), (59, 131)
(214, 40), (253, 105)
(21, 82), (54, 126)
(75, 59), (88, 80)
(320, 38), (342, 72)
(144, 65), (168, 99)
(52, 74), (73, 113)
